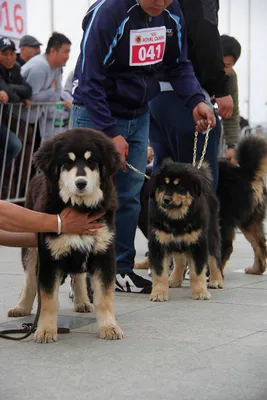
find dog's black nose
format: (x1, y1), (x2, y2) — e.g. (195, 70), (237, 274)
(163, 197), (172, 205)
(75, 179), (87, 190)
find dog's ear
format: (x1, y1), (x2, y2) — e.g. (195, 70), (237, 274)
(147, 173), (157, 197)
(33, 138), (58, 181)
(161, 157), (173, 168)
(191, 177), (202, 197)
(191, 173), (211, 197)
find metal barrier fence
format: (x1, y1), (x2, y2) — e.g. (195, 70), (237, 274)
(1, 100), (266, 204)
(0, 101), (72, 203)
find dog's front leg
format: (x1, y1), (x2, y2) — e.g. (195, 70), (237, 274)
(150, 240), (170, 302)
(34, 274), (61, 344)
(188, 243), (211, 300)
(90, 251), (123, 340)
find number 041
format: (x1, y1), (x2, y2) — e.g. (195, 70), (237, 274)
(138, 44), (162, 61)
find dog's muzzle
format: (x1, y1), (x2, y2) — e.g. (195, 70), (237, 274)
(75, 178), (88, 191)
(162, 195), (182, 209)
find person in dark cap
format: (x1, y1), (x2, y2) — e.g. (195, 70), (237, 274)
(220, 34), (242, 163)
(16, 35), (42, 67)
(0, 37), (32, 169)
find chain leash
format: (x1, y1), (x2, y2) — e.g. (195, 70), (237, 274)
(126, 125), (211, 178)
(192, 125), (211, 169)
(125, 161), (151, 179)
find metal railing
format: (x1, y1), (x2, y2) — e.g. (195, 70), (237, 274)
(0, 101), (72, 203)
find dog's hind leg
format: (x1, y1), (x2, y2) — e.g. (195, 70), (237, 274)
(208, 256), (224, 289)
(240, 220), (267, 274)
(169, 253), (187, 288)
(72, 273), (94, 313)
(8, 248), (38, 317)
(135, 256), (149, 269)
(221, 224), (236, 271)
(207, 196), (224, 289)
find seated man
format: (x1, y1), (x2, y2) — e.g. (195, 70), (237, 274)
(16, 35), (42, 67)
(21, 32), (71, 140)
(0, 37), (32, 171)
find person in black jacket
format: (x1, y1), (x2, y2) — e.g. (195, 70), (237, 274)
(149, 0), (233, 191)
(0, 37), (32, 169)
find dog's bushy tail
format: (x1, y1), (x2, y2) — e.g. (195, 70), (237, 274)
(236, 136), (267, 179)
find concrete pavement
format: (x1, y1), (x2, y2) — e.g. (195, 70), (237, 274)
(1, 229), (267, 400)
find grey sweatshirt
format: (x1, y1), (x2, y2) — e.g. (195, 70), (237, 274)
(21, 54), (62, 102)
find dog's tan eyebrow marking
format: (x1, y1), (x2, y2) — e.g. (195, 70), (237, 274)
(165, 177), (170, 184)
(84, 151), (91, 160)
(173, 178), (180, 185)
(68, 152), (76, 161)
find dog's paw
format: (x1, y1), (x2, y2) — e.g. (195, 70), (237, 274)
(245, 266), (264, 275)
(150, 289), (169, 302)
(169, 278), (183, 288)
(208, 279), (224, 289)
(7, 306), (31, 317)
(34, 329), (58, 344)
(74, 302), (94, 313)
(192, 290), (211, 300)
(99, 325), (124, 340)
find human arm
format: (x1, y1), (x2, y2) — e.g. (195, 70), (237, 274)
(0, 201), (105, 234)
(21, 67), (59, 102)
(222, 70), (240, 160)
(166, 4), (215, 130)
(76, 6), (128, 160)
(75, 7), (121, 138)
(179, 0), (229, 98)
(178, 0), (233, 119)
(0, 73), (20, 102)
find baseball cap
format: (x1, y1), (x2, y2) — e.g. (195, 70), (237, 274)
(19, 35), (42, 48)
(0, 37), (16, 52)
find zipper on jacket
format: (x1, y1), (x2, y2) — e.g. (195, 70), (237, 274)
(140, 75), (147, 106)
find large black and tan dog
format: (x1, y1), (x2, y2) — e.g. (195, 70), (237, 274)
(218, 135), (267, 274)
(8, 128), (124, 343)
(148, 160), (224, 302)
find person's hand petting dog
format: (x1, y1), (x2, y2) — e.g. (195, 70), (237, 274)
(192, 102), (216, 132)
(60, 208), (105, 235)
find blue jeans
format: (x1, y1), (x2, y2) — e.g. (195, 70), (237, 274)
(149, 91), (221, 191)
(0, 125), (22, 170)
(71, 105), (149, 274)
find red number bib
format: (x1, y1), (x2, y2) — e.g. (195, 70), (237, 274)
(129, 26), (166, 66)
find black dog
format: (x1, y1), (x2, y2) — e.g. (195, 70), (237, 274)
(148, 160), (224, 302)
(8, 128), (124, 343)
(218, 135), (267, 274)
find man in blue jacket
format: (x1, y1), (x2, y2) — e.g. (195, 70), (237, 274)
(71, 0), (216, 294)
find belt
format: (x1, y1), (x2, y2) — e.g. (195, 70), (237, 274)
(73, 101), (85, 107)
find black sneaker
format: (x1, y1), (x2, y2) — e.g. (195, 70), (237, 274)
(115, 272), (152, 294)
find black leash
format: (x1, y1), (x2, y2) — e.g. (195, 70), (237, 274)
(0, 254), (69, 341)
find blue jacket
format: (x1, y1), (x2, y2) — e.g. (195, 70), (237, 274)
(73, 0), (205, 137)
